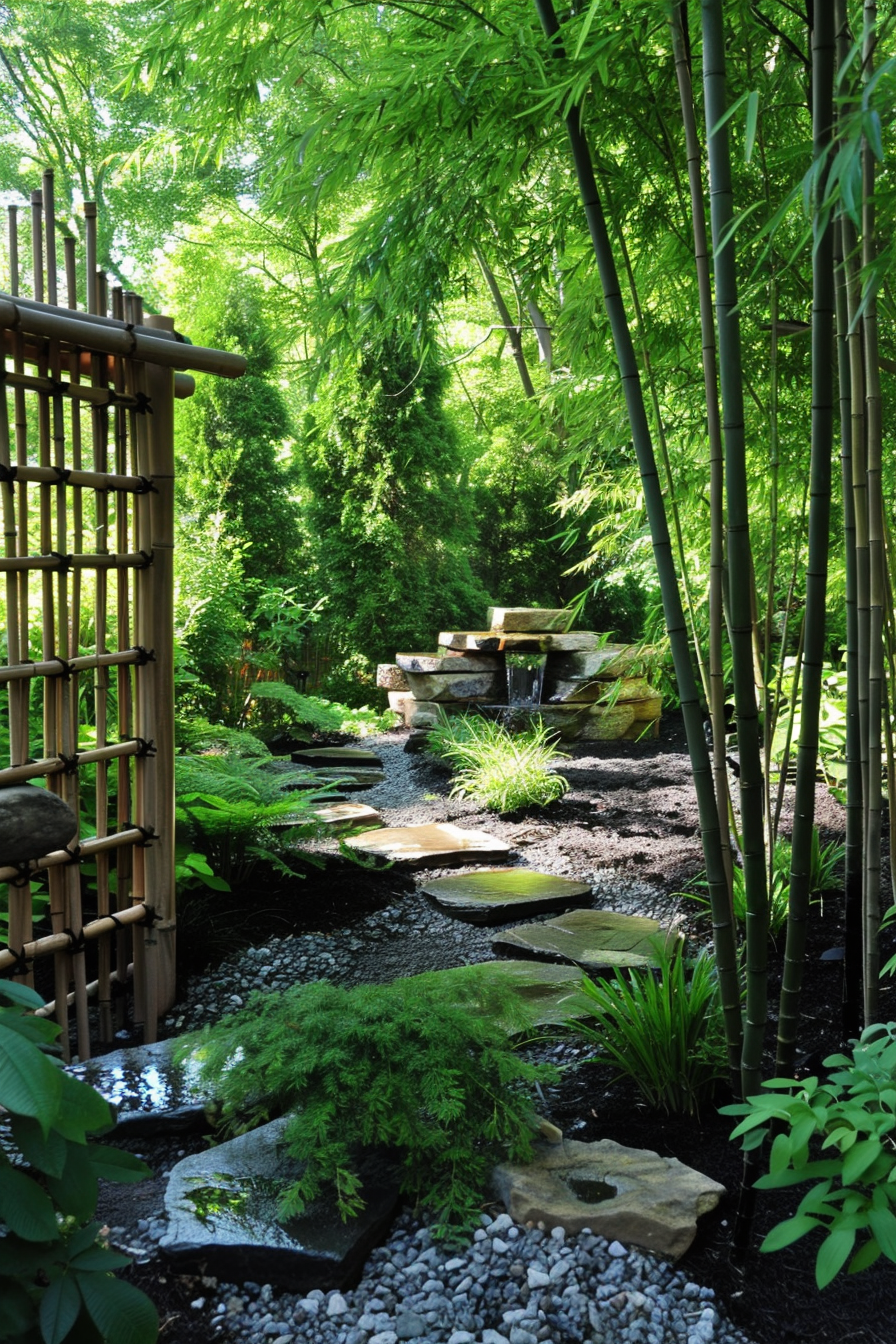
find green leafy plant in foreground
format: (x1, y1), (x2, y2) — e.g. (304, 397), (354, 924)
(179, 969), (558, 1239)
(569, 936), (727, 1116)
(0, 980), (157, 1344)
(723, 1023), (896, 1288)
(427, 713), (569, 814)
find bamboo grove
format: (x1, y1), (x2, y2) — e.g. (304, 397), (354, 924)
(3, 2), (896, 1096)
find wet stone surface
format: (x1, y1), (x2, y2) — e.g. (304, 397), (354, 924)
(419, 868), (593, 925)
(490, 909), (677, 974)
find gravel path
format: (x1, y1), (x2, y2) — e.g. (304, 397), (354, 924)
(98, 725), (761, 1344)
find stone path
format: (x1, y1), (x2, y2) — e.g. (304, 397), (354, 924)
(345, 822), (511, 867)
(419, 869), (592, 925)
(490, 909), (677, 974)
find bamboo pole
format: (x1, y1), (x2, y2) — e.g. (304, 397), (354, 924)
(0, 902), (150, 974)
(531, 0), (741, 1076)
(775, 2), (836, 1074)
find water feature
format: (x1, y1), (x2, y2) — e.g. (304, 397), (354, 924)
(505, 652), (548, 709)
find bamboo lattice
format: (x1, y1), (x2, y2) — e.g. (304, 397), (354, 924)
(0, 171), (245, 1060)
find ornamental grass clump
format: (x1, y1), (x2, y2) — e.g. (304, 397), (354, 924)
(427, 712), (569, 814)
(179, 968), (558, 1239)
(571, 936), (727, 1116)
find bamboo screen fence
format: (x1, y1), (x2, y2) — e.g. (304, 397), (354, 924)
(0, 171), (245, 1060)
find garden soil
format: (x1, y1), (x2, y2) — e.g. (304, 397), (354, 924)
(106, 714), (896, 1344)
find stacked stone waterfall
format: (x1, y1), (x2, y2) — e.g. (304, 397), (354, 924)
(377, 607), (662, 740)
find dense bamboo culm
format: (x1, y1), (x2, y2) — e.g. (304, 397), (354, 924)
(0, 173), (245, 1060)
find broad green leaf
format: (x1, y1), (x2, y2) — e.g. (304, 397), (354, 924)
(849, 1238), (882, 1273)
(0, 1277), (37, 1339)
(0, 981), (45, 1010)
(0, 1166), (59, 1241)
(46, 1143), (99, 1222)
(78, 1273), (159, 1344)
(760, 1213), (819, 1252)
(843, 1137), (882, 1185)
(69, 1245), (132, 1272)
(868, 1206), (896, 1261)
(10, 1115), (68, 1178)
(769, 1131), (792, 1175)
(816, 1227), (856, 1289)
(86, 1145), (152, 1184)
(39, 1275), (81, 1344)
(51, 1072), (113, 1141)
(0, 1028), (62, 1128)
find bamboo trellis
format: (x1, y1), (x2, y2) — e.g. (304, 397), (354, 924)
(0, 171), (245, 1060)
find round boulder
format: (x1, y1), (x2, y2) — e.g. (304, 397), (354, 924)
(0, 785), (77, 865)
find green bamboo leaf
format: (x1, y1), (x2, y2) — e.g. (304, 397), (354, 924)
(744, 90), (759, 163)
(77, 1266), (160, 1344)
(39, 1275), (81, 1344)
(816, 1227), (856, 1289)
(0, 1166), (59, 1241)
(761, 1213), (819, 1252)
(573, 0), (601, 60)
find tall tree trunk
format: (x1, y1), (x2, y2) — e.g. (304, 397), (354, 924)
(775, 1), (836, 1074)
(701, 0), (767, 1100)
(532, 0), (742, 1080)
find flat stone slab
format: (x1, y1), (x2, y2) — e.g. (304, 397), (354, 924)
(493, 1138), (725, 1259)
(345, 823), (511, 869)
(548, 645), (651, 679)
(491, 909), (677, 972)
(407, 960), (598, 1029)
(70, 1040), (211, 1136)
(545, 675), (654, 705)
(420, 868), (592, 925)
(376, 663), (410, 691)
(311, 802), (383, 832)
(396, 651), (501, 673)
(284, 766), (385, 791)
(161, 1117), (401, 1291)
(290, 747), (383, 767)
(404, 670), (502, 701)
(577, 704), (637, 740)
(487, 607), (574, 633)
(439, 630), (602, 654)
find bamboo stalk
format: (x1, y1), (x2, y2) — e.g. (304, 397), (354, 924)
(35, 963), (133, 1021)
(0, 827), (152, 884)
(0, 903), (150, 973)
(0, 648), (150, 682)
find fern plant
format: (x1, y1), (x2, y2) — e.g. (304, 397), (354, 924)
(427, 713), (569, 814)
(244, 681), (396, 739)
(175, 747), (334, 886)
(180, 968), (558, 1239)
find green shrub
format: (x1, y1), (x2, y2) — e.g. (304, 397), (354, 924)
(570, 937), (727, 1116)
(0, 980), (157, 1343)
(180, 969), (558, 1239)
(427, 713), (570, 814)
(722, 1023), (896, 1288)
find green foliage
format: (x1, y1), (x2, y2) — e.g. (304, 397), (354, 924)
(0, 980), (157, 1344)
(427, 713), (569, 814)
(180, 969), (558, 1239)
(722, 1024), (896, 1289)
(688, 827), (845, 938)
(570, 938), (727, 1116)
(175, 745), (333, 886)
(770, 658), (851, 795)
(243, 681), (396, 740)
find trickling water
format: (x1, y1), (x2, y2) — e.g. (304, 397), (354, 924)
(505, 653), (548, 708)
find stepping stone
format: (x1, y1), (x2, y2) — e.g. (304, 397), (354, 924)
(290, 747), (383, 767)
(396, 651), (501, 673)
(406, 960), (597, 1029)
(70, 1040), (211, 1137)
(439, 630), (602, 654)
(491, 909), (677, 973)
(492, 1138), (725, 1260)
(160, 1117), (401, 1291)
(345, 822), (511, 869)
(284, 766), (385, 791)
(487, 607), (574, 633)
(420, 868), (592, 925)
(311, 801), (383, 832)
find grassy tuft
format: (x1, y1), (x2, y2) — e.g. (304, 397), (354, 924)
(427, 713), (569, 814)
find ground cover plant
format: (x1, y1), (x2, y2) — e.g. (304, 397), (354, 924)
(426, 712), (570, 814)
(179, 968), (559, 1239)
